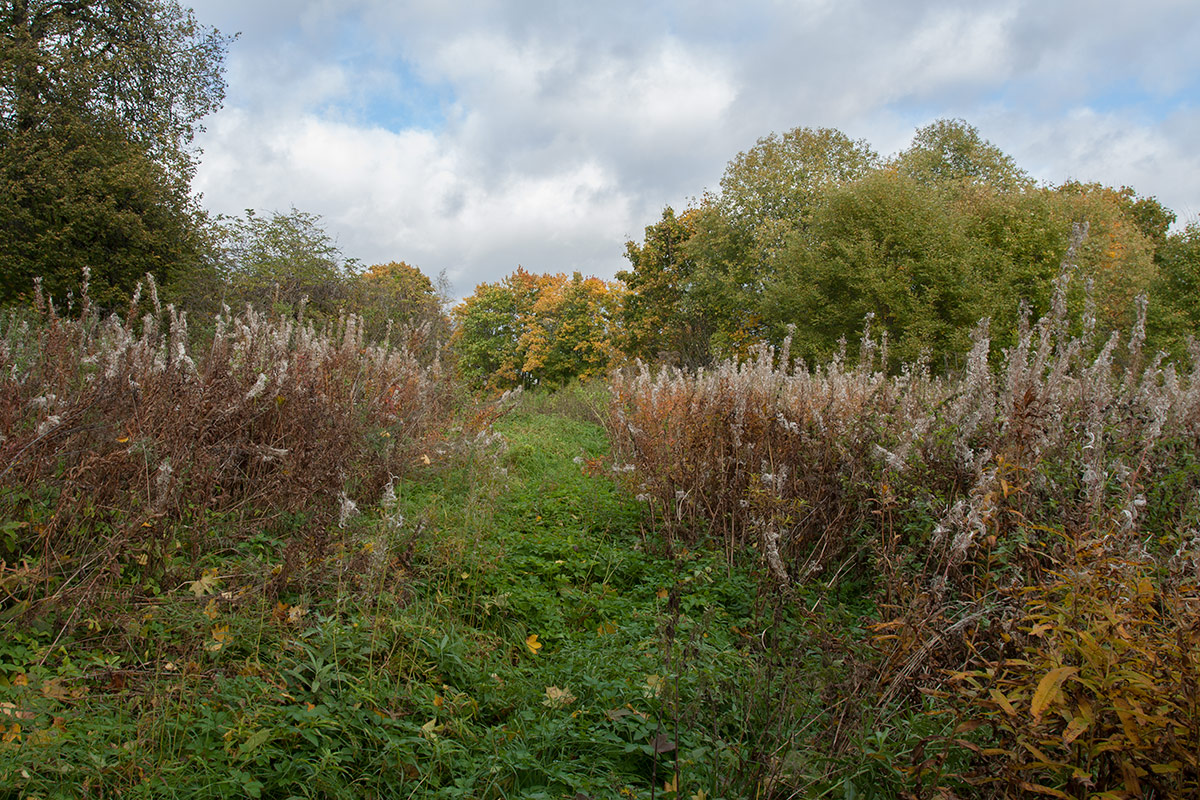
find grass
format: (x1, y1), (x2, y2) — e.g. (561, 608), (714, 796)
(1, 387), (905, 799)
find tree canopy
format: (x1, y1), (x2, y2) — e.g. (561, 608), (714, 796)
(0, 0), (232, 307)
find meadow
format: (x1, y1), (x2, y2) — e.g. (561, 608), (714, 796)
(0, 273), (1197, 799)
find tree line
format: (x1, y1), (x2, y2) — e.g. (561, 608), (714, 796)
(0, 1), (445, 343)
(4, 3), (1197, 391)
(455, 120), (1197, 389)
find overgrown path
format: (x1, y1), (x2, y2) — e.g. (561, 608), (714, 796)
(4, 405), (862, 799)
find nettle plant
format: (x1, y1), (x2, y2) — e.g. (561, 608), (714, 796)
(0, 270), (459, 619)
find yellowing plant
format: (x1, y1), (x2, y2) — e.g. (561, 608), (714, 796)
(949, 533), (1200, 798)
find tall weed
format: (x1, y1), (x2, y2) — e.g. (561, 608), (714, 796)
(0, 272), (461, 622)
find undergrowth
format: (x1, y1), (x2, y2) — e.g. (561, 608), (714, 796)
(606, 271), (1200, 797)
(0, 372), (899, 798)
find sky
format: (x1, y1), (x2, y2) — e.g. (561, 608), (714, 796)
(185, 0), (1200, 300)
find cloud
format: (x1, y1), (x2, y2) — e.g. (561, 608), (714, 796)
(188, 0), (1200, 299)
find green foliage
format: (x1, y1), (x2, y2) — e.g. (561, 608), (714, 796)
(616, 206), (709, 364)
(0, 110), (210, 308)
(719, 125), (879, 237)
(1150, 221), (1200, 352)
(0, 0), (232, 308)
(764, 167), (983, 366)
(893, 118), (1032, 195)
(217, 208), (358, 318)
(616, 118), (1187, 372)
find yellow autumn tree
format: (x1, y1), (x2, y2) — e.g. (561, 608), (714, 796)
(451, 269), (623, 391)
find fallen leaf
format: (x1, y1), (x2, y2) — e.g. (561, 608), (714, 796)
(543, 686), (577, 708)
(525, 634), (542, 655)
(189, 568), (220, 597)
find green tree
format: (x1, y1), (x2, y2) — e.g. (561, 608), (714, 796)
(0, 110), (209, 308)
(1148, 222), (1200, 353)
(0, 0), (232, 306)
(894, 118), (1032, 195)
(2, 0), (231, 171)
(616, 206), (707, 364)
(719, 126), (879, 235)
(220, 208), (357, 319)
(762, 168), (984, 368)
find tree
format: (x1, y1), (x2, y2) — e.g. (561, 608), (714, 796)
(616, 206), (704, 363)
(2, 0), (231, 173)
(0, 109), (209, 308)
(519, 272), (622, 387)
(0, 0), (232, 306)
(763, 168), (984, 368)
(894, 119), (1032, 195)
(1148, 222), (1200, 354)
(451, 269), (622, 391)
(219, 208), (357, 318)
(355, 260), (449, 349)
(719, 126), (879, 234)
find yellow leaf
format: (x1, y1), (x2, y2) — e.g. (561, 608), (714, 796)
(596, 622), (618, 635)
(644, 674), (664, 698)
(1031, 666), (1076, 719)
(525, 634), (542, 655)
(663, 775), (677, 793)
(542, 685), (577, 708)
(205, 624), (232, 652)
(117, 435), (130, 443)
(204, 599), (219, 620)
(420, 718), (439, 739)
(691, 791), (708, 800)
(656, 588), (669, 600)
(421, 454), (431, 465)
(989, 688), (1017, 717)
(12, 674), (27, 688)
(1029, 622), (1053, 637)
(1062, 716), (1090, 744)
(189, 567), (220, 597)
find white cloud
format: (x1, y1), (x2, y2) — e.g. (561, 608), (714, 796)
(188, 0), (1200, 298)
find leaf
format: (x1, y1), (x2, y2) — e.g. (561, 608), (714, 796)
(543, 686), (577, 708)
(656, 588), (669, 600)
(1031, 667), (1076, 719)
(420, 719), (440, 739)
(1017, 782), (1072, 799)
(596, 622), (618, 635)
(525, 634), (542, 655)
(644, 674), (664, 698)
(989, 688), (1017, 717)
(189, 567), (221, 597)
(239, 728), (272, 756)
(1062, 716), (1090, 744)
(205, 624), (232, 652)
(651, 733), (676, 754)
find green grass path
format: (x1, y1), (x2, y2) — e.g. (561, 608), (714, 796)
(0, 406), (860, 799)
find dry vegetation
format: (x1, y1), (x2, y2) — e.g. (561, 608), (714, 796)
(607, 273), (1200, 797)
(0, 270), (460, 623)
